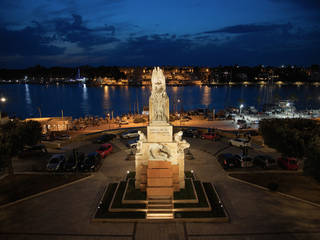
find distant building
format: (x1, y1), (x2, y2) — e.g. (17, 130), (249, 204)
(25, 117), (72, 134)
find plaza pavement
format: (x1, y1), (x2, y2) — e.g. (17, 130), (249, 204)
(1, 137), (320, 240)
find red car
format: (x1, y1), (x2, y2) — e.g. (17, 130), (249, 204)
(200, 133), (221, 141)
(277, 157), (298, 170)
(96, 144), (113, 158)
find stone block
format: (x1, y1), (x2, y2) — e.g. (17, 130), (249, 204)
(140, 174), (147, 183)
(140, 183), (146, 190)
(147, 168), (172, 178)
(148, 161), (172, 169)
(147, 177), (173, 187)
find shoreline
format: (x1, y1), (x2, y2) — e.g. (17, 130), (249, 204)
(1, 81), (320, 87)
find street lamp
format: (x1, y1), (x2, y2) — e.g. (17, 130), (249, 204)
(239, 104), (244, 115)
(177, 98), (181, 127)
(0, 97), (7, 120)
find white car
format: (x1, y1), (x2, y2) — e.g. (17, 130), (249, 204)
(121, 129), (139, 138)
(228, 138), (251, 148)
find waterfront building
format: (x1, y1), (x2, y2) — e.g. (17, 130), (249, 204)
(25, 117), (72, 134)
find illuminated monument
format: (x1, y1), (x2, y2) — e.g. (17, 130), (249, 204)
(95, 67), (227, 221)
(135, 67), (190, 194)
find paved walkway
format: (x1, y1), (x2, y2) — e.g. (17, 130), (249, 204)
(1, 139), (320, 240)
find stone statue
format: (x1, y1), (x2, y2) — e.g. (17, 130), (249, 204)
(174, 131), (190, 153)
(136, 131), (146, 153)
(149, 67), (169, 122)
(138, 131), (146, 142)
(149, 143), (170, 160)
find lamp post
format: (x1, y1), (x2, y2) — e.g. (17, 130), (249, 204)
(0, 97), (7, 120)
(239, 104), (244, 116)
(177, 98), (181, 127)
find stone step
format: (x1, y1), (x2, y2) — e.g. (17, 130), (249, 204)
(148, 204), (172, 210)
(146, 212), (174, 220)
(147, 203), (172, 208)
(147, 199), (172, 204)
(147, 208), (173, 212)
(147, 196), (172, 200)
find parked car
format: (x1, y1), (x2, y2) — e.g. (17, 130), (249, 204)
(238, 123), (250, 129)
(127, 137), (139, 148)
(133, 117), (146, 123)
(183, 129), (195, 138)
(217, 153), (241, 169)
(64, 153), (84, 171)
(201, 132), (221, 141)
(19, 144), (48, 157)
(47, 154), (66, 171)
(277, 157), (298, 170)
(55, 134), (71, 140)
(79, 152), (101, 171)
(121, 129), (139, 138)
(235, 155), (254, 168)
(96, 143), (113, 158)
(181, 115), (192, 122)
(228, 138), (251, 148)
(93, 134), (116, 144)
(253, 155), (276, 169)
(119, 120), (129, 125)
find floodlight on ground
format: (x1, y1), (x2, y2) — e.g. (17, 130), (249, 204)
(0, 97), (6, 102)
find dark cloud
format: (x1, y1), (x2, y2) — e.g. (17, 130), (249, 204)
(51, 14), (118, 49)
(89, 23), (319, 67)
(0, 25), (65, 57)
(202, 23), (292, 34)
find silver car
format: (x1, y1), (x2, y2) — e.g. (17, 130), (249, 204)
(121, 129), (139, 138)
(228, 138), (251, 148)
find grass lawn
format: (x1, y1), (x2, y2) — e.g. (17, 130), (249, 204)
(0, 174), (89, 205)
(230, 172), (320, 204)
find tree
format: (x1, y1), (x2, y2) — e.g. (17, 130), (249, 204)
(19, 121), (42, 146)
(0, 120), (42, 175)
(259, 118), (320, 180)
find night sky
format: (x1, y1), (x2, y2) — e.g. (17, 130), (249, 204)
(0, 0), (319, 68)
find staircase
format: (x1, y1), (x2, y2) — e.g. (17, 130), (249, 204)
(145, 160), (175, 220)
(146, 196), (174, 220)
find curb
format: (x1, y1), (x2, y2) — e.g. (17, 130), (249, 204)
(228, 175), (320, 208)
(0, 173), (8, 181)
(0, 174), (93, 209)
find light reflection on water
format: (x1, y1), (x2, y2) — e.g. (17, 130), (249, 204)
(80, 84), (89, 115)
(24, 84), (33, 115)
(201, 86), (210, 106)
(0, 84), (319, 119)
